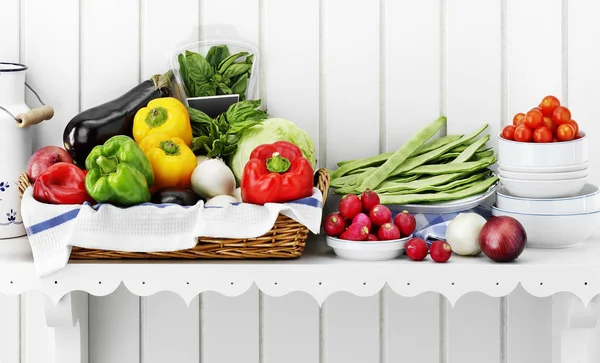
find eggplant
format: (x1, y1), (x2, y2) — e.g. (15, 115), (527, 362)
(63, 71), (173, 166)
(151, 188), (201, 206)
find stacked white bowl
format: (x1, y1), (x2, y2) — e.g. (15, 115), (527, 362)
(493, 132), (600, 248)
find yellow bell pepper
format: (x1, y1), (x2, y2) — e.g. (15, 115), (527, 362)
(133, 97), (193, 146)
(138, 133), (197, 191)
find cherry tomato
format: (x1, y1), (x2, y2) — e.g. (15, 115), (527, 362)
(525, 109), (544, 129)
(512, 113), (525, 126)
(556, 124), (575, 141)
(552, 106), (572, 125)
(540, 95), (560, 116)
(514, 125), (533, 142)
(574, 133), (582, 140)
(542, 116), (557, 133)
(533, 126), (553, 143)
(502, 125), (516, 140)
(553, 136), (559, 142)
(568, 119), (579, 135)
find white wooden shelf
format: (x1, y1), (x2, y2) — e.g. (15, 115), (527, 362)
(2, 233), (600, 306)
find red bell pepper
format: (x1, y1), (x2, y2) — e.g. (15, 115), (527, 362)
(33, 162), (95, 205)
(241, 141), (314, 205)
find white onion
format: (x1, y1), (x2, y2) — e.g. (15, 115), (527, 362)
(205, 195), (239, 207)
(232, 187), (242, 202)
(196, 155), (209, 165)
(446, 213), (487, 256)
(190, 158), (236, 199)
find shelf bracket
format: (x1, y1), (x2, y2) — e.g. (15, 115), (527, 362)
(552, 294), (600, 363)
(44, 292), (88, 363)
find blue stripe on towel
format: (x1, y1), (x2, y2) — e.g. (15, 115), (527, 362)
(25, 209), (80, 236)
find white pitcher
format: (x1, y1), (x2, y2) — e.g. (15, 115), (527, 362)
(0, 62), (53, 239)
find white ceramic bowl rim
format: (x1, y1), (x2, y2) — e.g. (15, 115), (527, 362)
(496, 184), (600, 201)
(498, 130), (587, 144)
(497, 168), (589, 176)
(491, 205), (600, 217)
(326, 235), (412, 244)
(498, 175), (588, 183)
(497, 160), (590, 170)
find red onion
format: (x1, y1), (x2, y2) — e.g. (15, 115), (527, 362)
(478, 216), (527, 262)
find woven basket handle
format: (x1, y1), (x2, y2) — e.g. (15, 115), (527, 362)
(315, 168), (330, 204)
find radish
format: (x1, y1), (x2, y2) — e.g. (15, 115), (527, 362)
(361, 189), (380, 213)
(405, 238), (428, 261)
(367, 234), (379, 241)
(369, 204), (392, 226)
(338, 194), (362, 219)
(430, 241), (452, 263)
(340, 223), (369, 241)
(324, 212), (346, 237)
(394, 211), (416, 237)
(351, 213), (372, 232)
(378, 222), (400, 240)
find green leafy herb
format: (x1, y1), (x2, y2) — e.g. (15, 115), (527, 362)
(188, 99), (268, 158)
(177, 45), (253, 100)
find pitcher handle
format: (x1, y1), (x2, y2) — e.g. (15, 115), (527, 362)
(15, 105), (54, 128)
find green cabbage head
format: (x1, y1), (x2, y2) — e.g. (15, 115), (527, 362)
(230, 118), (317, 182)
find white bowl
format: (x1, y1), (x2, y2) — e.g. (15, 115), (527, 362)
(498, 168), (589, 181)
(497, 132), (588, 167)
(496, 184), (600, 214)
(499, 175), (588, 198)
(326, 235), (412, 261)
(498, 160), (590, 173)
(491, 206), (600, 248)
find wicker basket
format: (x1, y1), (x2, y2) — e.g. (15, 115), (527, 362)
(18, 168), (330, 260)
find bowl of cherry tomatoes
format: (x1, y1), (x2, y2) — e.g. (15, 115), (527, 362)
(498, 95), (588, 168)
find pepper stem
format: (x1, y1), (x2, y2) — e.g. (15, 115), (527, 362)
(145, 107), (168, 128)
(96, 156), (118, 175)
(266, 152), (291, 173)
(160, 140), (181, 156)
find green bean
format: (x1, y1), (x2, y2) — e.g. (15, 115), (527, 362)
(337, 159), (358, 167)
(387, 124), (489, 178)
(377, 172), (490, 195)
(453, 135), (490, 163)
(412, 134), (463, 157)
(330, 174), (359, 188)
(347, 167), (376, 176)
(331, 152), (393, 179)
(378, 175), (499, 205)
(403, 155), (496, 176)
(358, 116), (447, 190)
(474, 149), (494, 160)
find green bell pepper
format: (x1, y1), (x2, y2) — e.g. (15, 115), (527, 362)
(85, 135), (155, 206)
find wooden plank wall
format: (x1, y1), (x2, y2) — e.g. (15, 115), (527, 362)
(1, 0), (599, 362)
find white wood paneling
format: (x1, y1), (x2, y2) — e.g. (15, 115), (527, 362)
(80, 0), (139, 110)
(201, 287), (259, 363)
(385, 289), (440, 363)
(200, 0), (260, 44)
(323, 0), (380, 168)
(384, 0), (441, 151)
(145, 293), (200, 363)
(0, 0), (19, 62)
(0, 295), (20, 363)
(322, 292), (379, 363)
(23, 292), (55, 363)
(263, 293), (319, 363)
(89, 286), (139, 363)
(507, 0), (562, 121)
(141, 0), (200, 80)
(22, 0), (80, 150)
(262, 0), (320, 166)
(569, 0), (600, 184)
(508, 285), (552, 363)
(448, 293), (500, 363)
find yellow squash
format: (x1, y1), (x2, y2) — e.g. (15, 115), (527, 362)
(133, 97), (193, 145)
(138, 133), (197, 191)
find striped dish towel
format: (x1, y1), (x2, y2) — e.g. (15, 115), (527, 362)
(411, 206), (492, 245)
(20, 187), (324, 277)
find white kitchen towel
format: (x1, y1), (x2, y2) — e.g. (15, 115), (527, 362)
(20, 187), (324, 277)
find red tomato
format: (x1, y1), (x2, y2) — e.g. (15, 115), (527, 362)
(556, 124), (575, 141)
(514, 125), (533, 142)
(568, 119), (579, 135)
(552, 106), (572, 125)
(512, 113), (525, 126)
(540, 95), (560, 116)
(533, 126), (553, 143)
(524, 109), (544, 129)
(502, 125), (516, 140)
(542, 116), (557, 134)
(574, 133), (582, 140)
(553, 136), (560, 142)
